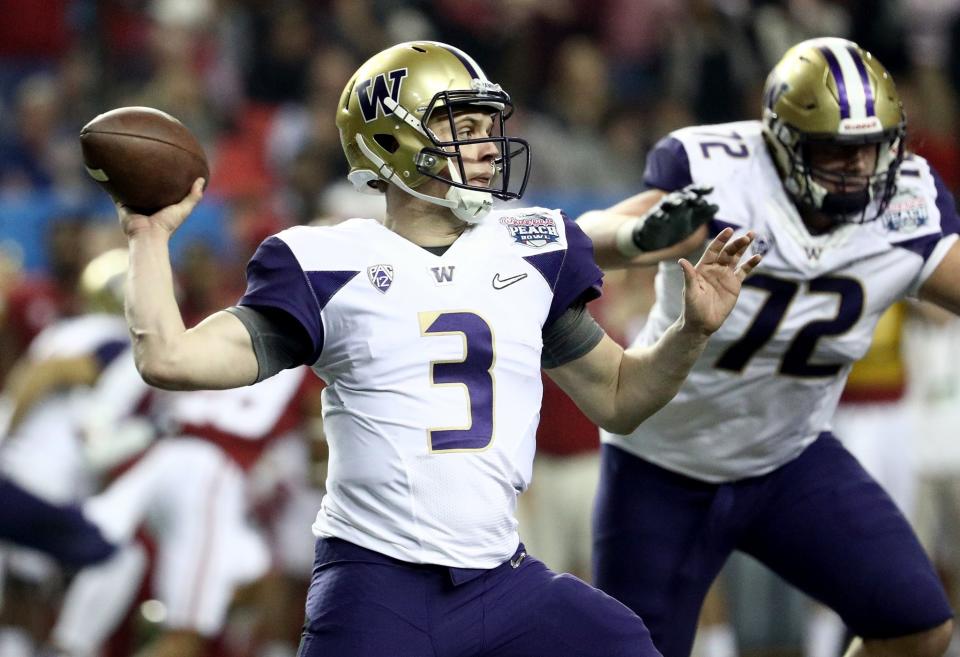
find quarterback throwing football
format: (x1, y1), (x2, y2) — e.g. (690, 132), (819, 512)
(114, 41), (759, 656)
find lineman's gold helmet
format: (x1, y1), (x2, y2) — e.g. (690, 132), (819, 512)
(337, 41), (530, 223)
(762, 37), (906, 222)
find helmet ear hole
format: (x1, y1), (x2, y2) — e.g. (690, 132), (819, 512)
(373, 133), (400, 153)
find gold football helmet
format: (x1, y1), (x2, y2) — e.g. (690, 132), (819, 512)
(762, 37), (906, 222)
(337, 41), (530, 223)
(78, 248), (127, 315)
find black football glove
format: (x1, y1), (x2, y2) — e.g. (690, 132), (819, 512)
(632, 184), (718, 252)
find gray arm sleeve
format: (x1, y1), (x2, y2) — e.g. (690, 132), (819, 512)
(225, 305), (314, 382)
(229, 302), (601, 377)
(541, 304), (605, 369)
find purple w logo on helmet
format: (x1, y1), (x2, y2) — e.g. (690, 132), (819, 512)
(356, 69), (407, 123)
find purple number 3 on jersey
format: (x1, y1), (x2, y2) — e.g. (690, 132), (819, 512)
(420, 311), (495, 451)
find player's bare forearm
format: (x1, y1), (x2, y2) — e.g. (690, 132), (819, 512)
(612, 318), (710, 432)
(551, 229), (760, 434)
(120, 179), (258, 390)
(125, 228), (257, 390)
(606, 229), (761, 430)
(548, 321), (709, 435)
(613, 227), (761, 428)
(125, 227), (185, 380)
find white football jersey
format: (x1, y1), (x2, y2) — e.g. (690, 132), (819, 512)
(239, 209), (601, 568)
(603, 121), (959, 482)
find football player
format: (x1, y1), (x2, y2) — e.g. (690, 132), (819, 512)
(52, 366), (309, 657)
(0, 248), (138, 657)
(111, 40), (760, 656)
(579, 37), (956, 657)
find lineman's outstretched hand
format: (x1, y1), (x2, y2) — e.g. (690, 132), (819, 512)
(680, 227), (761, 336)
(117, 177), (205, 239)
(632, 184), (717, 252)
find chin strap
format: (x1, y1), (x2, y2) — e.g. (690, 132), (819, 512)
(820, 189), (870, 216)
(443, 160), (493, 224)
(355, 133), (492, 223)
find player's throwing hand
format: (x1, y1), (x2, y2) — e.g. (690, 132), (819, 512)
(117, 177), (206, 239)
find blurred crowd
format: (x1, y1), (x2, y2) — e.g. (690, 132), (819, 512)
(2, 0), (960, 258)
(0, 0), (958, 369)
(2, 1), (960, 656)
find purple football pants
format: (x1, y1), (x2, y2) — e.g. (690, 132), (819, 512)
(297, 536), (660, 657)
(593, 434), (953, 657)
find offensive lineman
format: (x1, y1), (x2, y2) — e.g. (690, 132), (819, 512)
(111, 41), (759, 656)
(580, 37), (956, 657)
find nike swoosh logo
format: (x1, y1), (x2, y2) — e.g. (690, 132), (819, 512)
(492, 272), (528, 289)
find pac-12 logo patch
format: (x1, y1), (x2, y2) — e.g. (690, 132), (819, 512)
(499, 214), (560, 248)
(367, 264), (394, 293)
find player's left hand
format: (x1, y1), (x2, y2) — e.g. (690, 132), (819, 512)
(679, 227), (761, 336)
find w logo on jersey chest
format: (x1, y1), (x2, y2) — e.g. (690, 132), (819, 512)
(430, 265), (456, 285)
(356, 69), (407, 122)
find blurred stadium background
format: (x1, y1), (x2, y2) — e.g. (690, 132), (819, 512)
(1, 1), (960, 657)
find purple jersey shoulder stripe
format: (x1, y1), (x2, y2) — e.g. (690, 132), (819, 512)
(438, 44), (479, 79)
(304, 270), (359, 362)
(819, 47), (850, 119)
(847, 46), (875, 116)
(892, 233), (940, 261)
(643, 135), (693, 192)
(239, 236), (357, 361)
(931, 165), (960, 236)
(526, 214), (603, 329)
(524, 250), (563, 290)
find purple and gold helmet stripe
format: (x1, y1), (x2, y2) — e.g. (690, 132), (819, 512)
(819, 42), (875, 120)
(433, 42), (487, 81)
(847, 46), (876, 116)
(819, 46), (851, 119)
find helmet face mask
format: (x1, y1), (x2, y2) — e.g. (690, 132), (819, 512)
(415, 88), (529, 203)
(337, 42), (531, 223)
(762, 37), (906, 227)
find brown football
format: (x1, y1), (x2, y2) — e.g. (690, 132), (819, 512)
(80, 107), (209, 215)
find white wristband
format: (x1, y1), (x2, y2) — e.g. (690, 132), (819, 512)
(615, 217), (644, 257)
